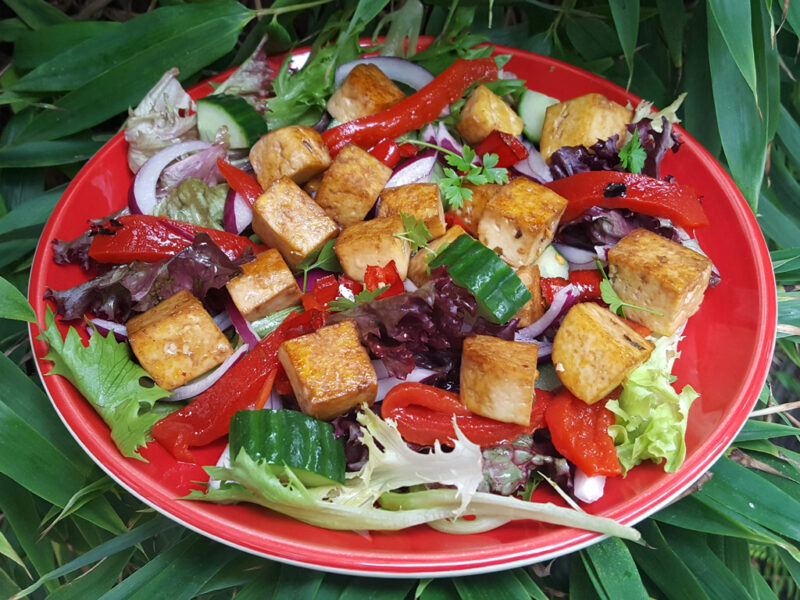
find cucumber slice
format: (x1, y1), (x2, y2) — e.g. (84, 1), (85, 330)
(518, 89), (559, 144)
(429, 234), (532, 324)
(229, 409), (346, 486)
(196, 95), (268, 148)
(534, 245), (569, 279)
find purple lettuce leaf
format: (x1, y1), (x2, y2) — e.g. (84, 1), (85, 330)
(46, 233), (252, 322)
(627, 116), (682, 179)
(555, 206), (682, 250)
(52, 209), (130, 271)
(331, 408), (371, 472)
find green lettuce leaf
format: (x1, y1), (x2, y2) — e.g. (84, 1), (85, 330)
(38, 306), (172, 459)
(153, 177), (228, 230)
(606, 334), (699, 475)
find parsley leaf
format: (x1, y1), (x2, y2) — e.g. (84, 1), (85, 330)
(38, 307), (173, 459)
(393, 213), (433, 253)
(328, 286), (389, 312)
(619, 130), (647, 174)
(294, 239), (342, 292)
(596, 261), (662, 318)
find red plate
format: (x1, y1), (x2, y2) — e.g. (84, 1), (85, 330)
(28, 44), (776, 577)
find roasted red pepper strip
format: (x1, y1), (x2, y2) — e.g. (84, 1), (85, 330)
(398, 142), (419, 158)
(364, 260), (404, 299)
(301, 274), (339, 312)
(544, 389), (622, 477)
(545, 171), (709, 230)
(540, 270), (603, 306)
(88, 214), (255, 263)
(217, 158), (263, 205)
(151, 311), (315, 462)
(444, 211), (469, 231)
(475, 130), (529, 167)
(367, 138), (401, 168)
(382, 382), (552, 447)
(322, 58), (498, 156)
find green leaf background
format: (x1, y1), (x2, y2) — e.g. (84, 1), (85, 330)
(1, 0), (799, 598)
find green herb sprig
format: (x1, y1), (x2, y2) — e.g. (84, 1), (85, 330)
(328, 286), (389, 312)
(618, 130), (646, 174)
(393, 213), (433, 253)
(596, 260), (662, 318)
(294, 239), (342, 292)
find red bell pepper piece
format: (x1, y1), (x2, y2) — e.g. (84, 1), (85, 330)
(367, 138), (401, 168)
(545, 171), (709, 230)
(364, 260), (404, 299)
(444, 211), (469, 231)
(301, 274), (339, 312)
(398, 142), (419, 158)
(540, 270), (603, 306)
(382, 382), (552, 447)
(474, 130), (529, 167)
(544, 389), (622, 477)
(322, 58), (498, 156)
(151, 311), (315, 462)
(217, 158), (263, 205)
(338, 275), (364, 297)
(88, 215), (255, 264)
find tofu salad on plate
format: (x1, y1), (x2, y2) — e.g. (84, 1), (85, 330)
(40, 39), (717, 540)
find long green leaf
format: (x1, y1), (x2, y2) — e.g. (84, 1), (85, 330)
(707, 3), (766, 207)
(46, 550), (133, 600)
(759, 189), (800, 249)
(0, 184), (63, 239)
(737, 420), (800, 442)
(0, 529), (29, 578)
(0, 275), (35, 322)
(0, 136), (104, 168)
(17, 2), (253, 142)
(656, 0), (684, 67)
(608, 0), (640, 86)
(14, 21), (122, 70)
(0, 18), (30, 43)
(453, 572), (532, 600)
(4, 0), (69, 30)
(271, 564), (324, 600)
(707, 0), (758, 102)
(721, 537), (757, 596)
(227, 563), (281, 600)
(339, 577), (415, 600)
(583, 538), (648, 600)
(570, 553), (608, 600)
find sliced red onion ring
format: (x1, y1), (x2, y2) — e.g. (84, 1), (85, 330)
(385, 148), (438, 188)
(223, 189), (253, 234)
(515, 284), (579, 341)
(225, 297), (260, 348)
(423, 122), (465, 157)
(403, 278), (418, 292)
(371, 361), (437, 402)
(536, 341), (553, 361)
(552, 243), (599, 266)
(512, 140), (552, 183)
(212, 311), (233, 332)
(87, 317), (128, 341)
(167, 344), (249, 402)
(130, 140), (211, 215)
(573, 469), (606, 504)
(295, 268), (332, 293)
(334, 56), (434, 90)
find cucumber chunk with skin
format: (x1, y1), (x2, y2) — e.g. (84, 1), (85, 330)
(518, 89), (559, 143)
(229, 409), (346, 486)
(196, 95), (268, 148)
(534, 245), (569, 279)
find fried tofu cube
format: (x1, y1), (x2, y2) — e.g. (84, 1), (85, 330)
(454, 182), (501, 235)
(225, 249), (302, 321)
(552, 302), (654, 404)
(278, 320), (378, 420)
(326, 63), (406, 123)
(456, 85), (524, 145)
(407, 225), (469, 287)
(540, 93), (632, 163)
(460, 335), (539, 426)
(315, 144), (393, 227)
(127, 290), (233, 391)
(252, 177), (338, 269)
(477, 178), (568, 267)
(378, 183), (446, 238)
(513, 264), (546, 327)
(607, 228), (713, 336)
(249, 126), (331, 189)
(334, 215), (410, 282)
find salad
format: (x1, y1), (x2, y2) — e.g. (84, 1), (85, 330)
(38, 36), (717, 542)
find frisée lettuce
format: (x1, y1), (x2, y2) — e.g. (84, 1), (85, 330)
(606, 333), (698, 474)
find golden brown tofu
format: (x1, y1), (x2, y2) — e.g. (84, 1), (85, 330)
(552, 302), (654, 404)
(513, 264), (546, 327)
(225, 249), (302, 321)
(278, 320), (378, 420)
(407, 225), (469, 288)
(478, 178), (568, 267)
(127, 290), (233, 391)
(326, 63), (406, 123)
(249, 126), (331, 189)
(454, 182), (501, 235)
(456, 85), (524, 145)
(252, 177), (338, 269)
(315, 144), (393, 227)
(378, 183), (446, 238)
(608, 228), (713, 336)
(540, 93), (632, 163)
(460, 335), (539, 426)
(334, 215), (410, 282)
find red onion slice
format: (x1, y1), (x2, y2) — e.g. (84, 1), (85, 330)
(225, 297), (260, 349)
(223, 189), (253, 234)
(512, 140), (552, 183)
(213, 311), (233, 332)
(167, 344), (249, 402)
(385, 149), (438, 188)
(573, 469), (606, 504)
(130, 140), (211, 215)
(515, 284), (579, 341)
(371, 361), (437, 402)
(552, 243), (600, 267)
(87, 317), (128, 341)
(423, 122), (465, 158)
(334, 57), (434, 89)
